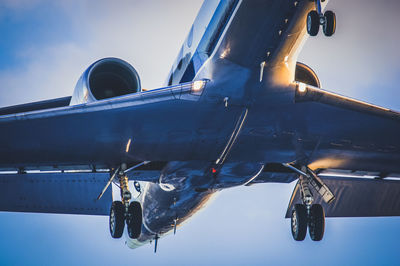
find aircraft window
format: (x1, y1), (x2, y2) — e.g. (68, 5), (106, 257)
(180, 60), (195, 83)
(187, 26), (193, 48)
(168, 74), (173, 86)
(177, 58), (183, 70)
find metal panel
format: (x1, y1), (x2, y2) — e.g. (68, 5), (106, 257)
(0, 172), (111, 215)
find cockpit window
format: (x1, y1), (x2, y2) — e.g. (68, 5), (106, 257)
(168, 74), (173, 86)
(177, 58), (183, 70)
(187, 26), (194, 48)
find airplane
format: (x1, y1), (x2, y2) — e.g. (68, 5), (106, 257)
(0, 0), (399, 253)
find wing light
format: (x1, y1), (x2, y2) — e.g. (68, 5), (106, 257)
(191, 80), (206, 95)
(297, 82), (307, 94)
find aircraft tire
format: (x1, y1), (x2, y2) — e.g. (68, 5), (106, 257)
(291, 204), (307, 241)
(308, 204), (325, 241)
(110, 201), (125, 239)
(127, 201), (143, 239)
(307, 11), (320, 36)
(323, 11), (336, 37)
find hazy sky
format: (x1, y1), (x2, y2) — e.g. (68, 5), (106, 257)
(0, 0), (400, 265)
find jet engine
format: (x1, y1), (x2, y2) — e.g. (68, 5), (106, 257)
(295, 62), (320, 88)
(70, 58), (141, 105)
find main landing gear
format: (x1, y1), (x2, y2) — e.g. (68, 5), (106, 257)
(283, 164), (335, 241)
(307, 0), (336, 37)
(291, 173), (325, 241)
(109, 165), (143, 239)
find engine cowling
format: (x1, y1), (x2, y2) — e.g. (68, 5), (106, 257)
(70, 57), (141, 105)
(295, 62), (320, 88)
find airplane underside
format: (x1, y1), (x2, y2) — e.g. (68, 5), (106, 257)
(0, 0), (400, 252)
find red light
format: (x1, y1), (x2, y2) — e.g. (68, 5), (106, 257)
(211, 168), (217, 173)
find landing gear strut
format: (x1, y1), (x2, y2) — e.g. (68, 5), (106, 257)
(290, 173), (325, 241)
(307, 0), (336, 37)
(109, 164), (143, 239)
(284, 165), (334, 241)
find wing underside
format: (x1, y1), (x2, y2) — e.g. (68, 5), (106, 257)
(0, 163), (163, 215)
(0, 172), (111, 215)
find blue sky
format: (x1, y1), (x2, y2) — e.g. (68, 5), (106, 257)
(1, 0), (400, 265)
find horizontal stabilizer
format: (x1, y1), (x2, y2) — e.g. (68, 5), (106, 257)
(285, 177), (400, 218)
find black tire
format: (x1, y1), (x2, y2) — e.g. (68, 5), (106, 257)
(323, 11), (336, 37)
(307, 11), (320, 36)
(291, 204), (307, 241)
(109, 201), (125, 239)
(127, 201), (142, 239)
(308, 204), (325, 241)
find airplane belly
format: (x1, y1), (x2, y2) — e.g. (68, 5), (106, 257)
(132, 182), (216, 246)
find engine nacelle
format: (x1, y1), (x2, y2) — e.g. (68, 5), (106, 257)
(70, 58), (141, 105)
(295, 62), (320, 88)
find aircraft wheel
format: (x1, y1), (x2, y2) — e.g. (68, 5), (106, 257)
(109, 201), (125, 239)
(323, 11), (336, 36)
(291, 204), (307, 241)
(127, 201), (143, 239)
(307, 11), (320, 36)
(308, 204), (325, 241)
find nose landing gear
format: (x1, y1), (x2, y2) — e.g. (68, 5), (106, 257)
(307, 0), (336, 37)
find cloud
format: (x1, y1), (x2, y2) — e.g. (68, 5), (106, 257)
(0, 42), (89, 107)
(0, 0), (203, 107)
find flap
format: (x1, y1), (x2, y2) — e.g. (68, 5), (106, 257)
(0, 172), (111, 215)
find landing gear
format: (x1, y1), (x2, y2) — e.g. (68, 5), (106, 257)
(291, 204), (307, 241)
(308, 204), (325, 241)
(290, 203), (325, 242)
(323, 11), (336, 37)
(290, 172), (325, 241)
(307, 0), (336, 37)
(127, 201), (142, 239)
(110, 201), (125, 238)
(283, 164), (334, 241)
(108, 165), (143, 239)
(307, 11), (319, 36)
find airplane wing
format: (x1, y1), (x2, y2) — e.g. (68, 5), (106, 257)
(0, 82), (204, 216)
(294, 84), (400, 121)
(247, 84), (400, 218)
(0, 81), (209, 172)
(293, 84), (400, 172)
(0, 161), (167, 215)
